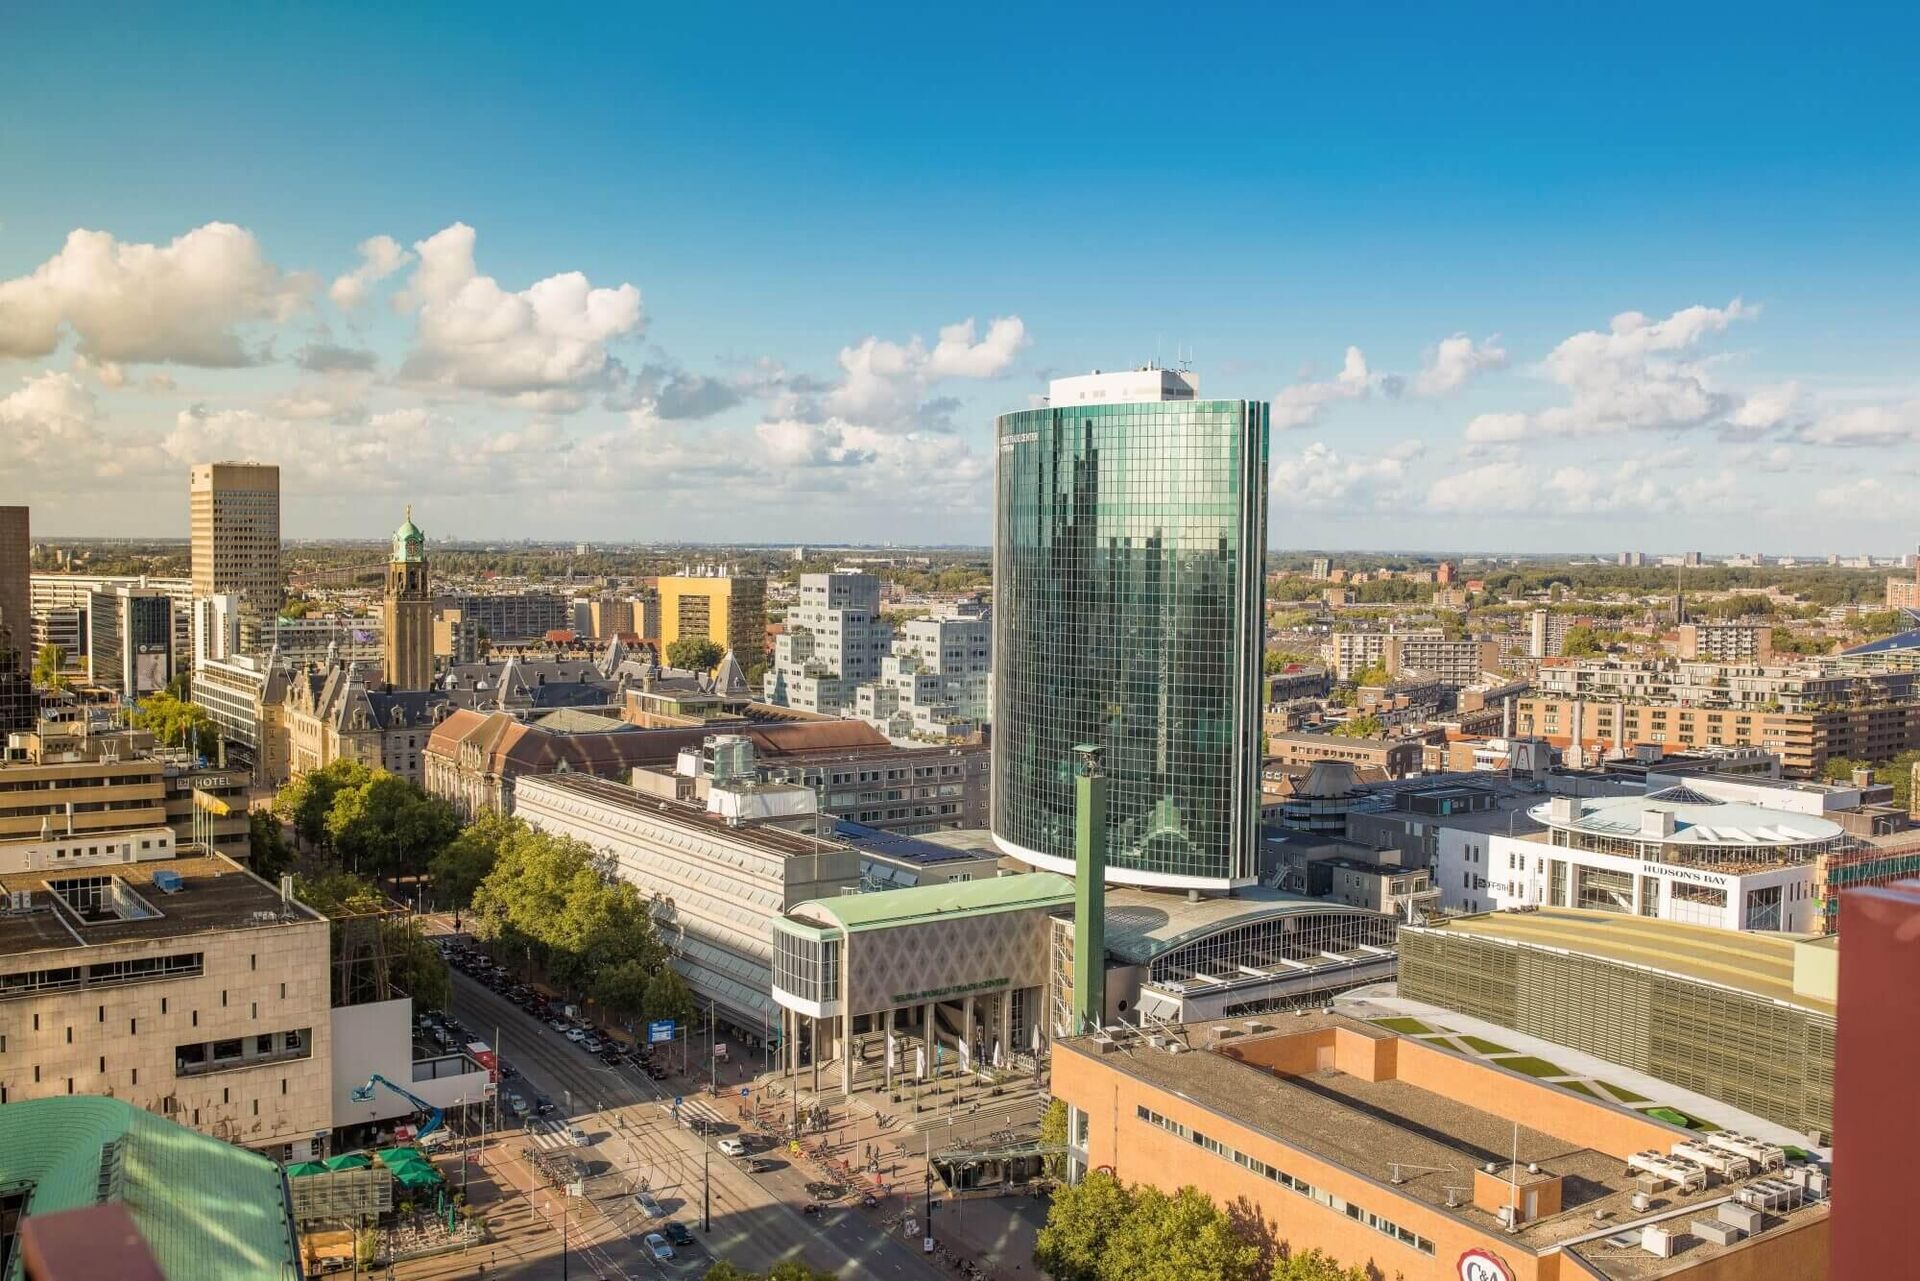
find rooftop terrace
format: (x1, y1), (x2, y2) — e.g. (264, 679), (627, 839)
(1065, 1013), (1827, 1280)
(1418, 908), (1834, 1014)
(0, 853), (320, 957)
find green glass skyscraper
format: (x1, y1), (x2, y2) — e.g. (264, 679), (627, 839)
(992, 367), (1269, 891)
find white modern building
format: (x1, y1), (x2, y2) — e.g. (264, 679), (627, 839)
(190, 593), (243, 668)
(763, 571), (892, 715)
(1459, 786), (1844, 933)
(854, 613), (991, 742)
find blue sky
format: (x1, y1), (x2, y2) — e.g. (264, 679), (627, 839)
(3, 3), (1918, 551)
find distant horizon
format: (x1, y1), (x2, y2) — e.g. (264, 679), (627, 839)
(22, 532), (1916, 564)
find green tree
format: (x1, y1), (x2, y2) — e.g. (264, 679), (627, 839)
(667, 636), (726, 672)
(273, 759), (377, 849)
(1270, 1248), (1368, 1281)
(129, 690), (218, 757)
(32, 644), (70, 690)
(1355, 664), (1391, 687)
(248, 810), (297, 880)
(1108, 1185), (1261, 1281)
(1560, 625), (1606, 658)
(325, 772), (457, 878)
(470, 821), (683, 1005)
(429, 811), (518, 908)
(700, 1264), (838, 1281)
(1038, 1097), (1069, 1178)
(390, 921), (452, 1012)
(1334, 715), (1385, 739)
(1034, 1170), (1135, 1281)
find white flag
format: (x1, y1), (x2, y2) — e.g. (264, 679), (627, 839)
(886, 1033), (897, 1073)
(915, 1045), (927, 1079)
(959, 1038), (971, 1073)
(992, 1038), (1004, 1069)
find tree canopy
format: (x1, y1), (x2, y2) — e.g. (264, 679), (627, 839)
(1823, 751), (1920, 808)
(32, 645), (70, 690)
(1035, 1170), (1387, 1281)
(248, 810), (296, 881)
(468, 816), (692, 1024)
(1035, 1172), (1261, 1281)
(702, 1262), (838, 1281)
(667, 636), (726, 671)
(271, 760), (456, 881)
(1333, 714), (1385, 739)
(130, 690), (218, 757)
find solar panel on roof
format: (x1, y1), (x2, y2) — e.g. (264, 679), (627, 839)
(829, 820), (977, 864)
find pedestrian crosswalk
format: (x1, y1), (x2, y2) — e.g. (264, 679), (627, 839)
(525, 1120), (575, 1150)
(670, 1095), (729, 1130)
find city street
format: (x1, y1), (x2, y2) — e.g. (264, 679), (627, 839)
(401, 950), (954, 1280)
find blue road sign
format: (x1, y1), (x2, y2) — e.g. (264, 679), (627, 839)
(673, 1096), (683, 1109)
(740, 1087), (750, 1098)
(648, 1019), (676, 1044)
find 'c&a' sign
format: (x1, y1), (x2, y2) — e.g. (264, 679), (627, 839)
(1458, 1248), (1515, 1281)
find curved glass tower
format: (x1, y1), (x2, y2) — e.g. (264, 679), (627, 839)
(992, 369), (1269, 890)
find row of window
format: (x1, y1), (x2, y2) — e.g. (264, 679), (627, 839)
(175, 1028), (310, 1076)
(0, 951), (204, 1000)
(1136, 1105), (1435, 1257)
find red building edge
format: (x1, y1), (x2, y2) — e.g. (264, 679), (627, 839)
(1831, 877), (1920, 1277)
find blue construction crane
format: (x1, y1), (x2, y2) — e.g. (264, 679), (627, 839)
(350, 1074), (445, 1141)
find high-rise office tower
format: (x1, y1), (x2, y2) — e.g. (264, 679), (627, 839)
(656, 568), (767, 662)
(383, 508), (433, 690)
(87, 586), (175, 699)
(0, 506), (28, 672)
(189, 462), (283, 653)
(993, 368), (1269, 891)
(0, 506), (34, 732)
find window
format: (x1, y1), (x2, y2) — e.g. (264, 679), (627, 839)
(1140, 1104), (1432, 1255)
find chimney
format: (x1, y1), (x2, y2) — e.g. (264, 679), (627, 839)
(1852, 767), (1874, 790)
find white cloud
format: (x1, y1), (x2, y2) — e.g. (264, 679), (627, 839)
(1798, 399), (1920, 447)
(0, 223), (314, 365)
(1413, 334), (1507, 396)
(1271, 439), (1422, 509)
(826, 316), (1027, 429)
(1816, 475), (1896, 511)
(1463, 300), (1758, 444)
(1272, 346), (1375, 430)
(1426, 460), (1538, 513)
(1426, 454), (1738, 518)
(1725, 380), (1802, 438)
(395, 222), (644, 405)
(328, 235), (411, 309)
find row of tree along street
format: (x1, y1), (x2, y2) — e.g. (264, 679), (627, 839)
(266, 761), (691, 1029)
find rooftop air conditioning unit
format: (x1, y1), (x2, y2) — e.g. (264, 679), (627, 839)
(1641, 1225), (1676, 1258)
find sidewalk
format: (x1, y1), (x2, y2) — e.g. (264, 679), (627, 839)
(746, 1065), (1051, 1278)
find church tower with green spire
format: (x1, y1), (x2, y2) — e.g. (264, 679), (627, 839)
(383, 505), (433, 690)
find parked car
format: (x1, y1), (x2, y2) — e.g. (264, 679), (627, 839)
(744, 1158), (773, 1174)
(663, 1221), (695, 1247)
(566, 1125), (589, 1146)
(563, 1027), (586, 1042)
(507, 1094), (528, 1117)
(716, 1138), (746, 1157)
(643, 1232), (674, 1261)
(635, 1191), (665, 1218)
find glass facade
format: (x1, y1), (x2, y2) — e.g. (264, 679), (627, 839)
(992, 398), (1269, 888)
